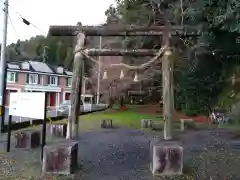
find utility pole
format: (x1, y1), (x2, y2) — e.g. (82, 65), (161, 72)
(0, 0), (9, 133)
(96, 36), (102, 104)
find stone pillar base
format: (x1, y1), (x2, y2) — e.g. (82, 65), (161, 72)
(47, 123), (67, 137)
(101, 119), (113, 128)
(180, 119), (196, 132)
(141, 119), (152, 128)
(14, 129), (41, 149)
(42, 140), (78, 175)
(151, 122), (163, 131)
(150, 139), (183, 176)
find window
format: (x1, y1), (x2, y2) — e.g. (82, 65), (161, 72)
(29, 74), (38, 84)
(41, 75), (45, 85)
(7, 72), (16, 82)
(85, 97), (91, 103)
(49, 76), (58, 86)
(67, 77), (72, 87)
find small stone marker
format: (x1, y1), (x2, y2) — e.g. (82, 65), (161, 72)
(141, 119), (153, 128)
(47, 123), (67, 137)
(42, 140), (78, 175)
(151, 122), (162, 131)
(180, 119), (194, 131)
(101, 119), (113, 128)
(180, 119), (185, 132)
(150, 139), (183, 176)
(14, 129), (41, 149)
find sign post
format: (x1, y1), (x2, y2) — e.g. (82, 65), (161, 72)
(9, 92), (46, 160)
(6, 115), (12, 152)
(41, 92), (47, 161)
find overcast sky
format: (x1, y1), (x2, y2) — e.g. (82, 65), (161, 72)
(0, 0), (116, 45)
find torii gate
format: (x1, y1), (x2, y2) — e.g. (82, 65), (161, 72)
(48, 24), (199, 140)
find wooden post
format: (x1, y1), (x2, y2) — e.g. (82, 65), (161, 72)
(67, 33), (85, 140)
(162, 48), (175, 140)
(109, 82), (113, 108)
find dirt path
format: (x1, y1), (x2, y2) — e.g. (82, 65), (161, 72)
(0, 128), (240, 179)
(79, 128), (240, 180)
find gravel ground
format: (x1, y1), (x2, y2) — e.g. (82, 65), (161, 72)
(0, 128), (240, 180)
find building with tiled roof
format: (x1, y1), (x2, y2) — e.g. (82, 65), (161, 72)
(5, 60), (90, 107)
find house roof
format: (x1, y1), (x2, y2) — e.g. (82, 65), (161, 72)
(6, 60), (73, 76)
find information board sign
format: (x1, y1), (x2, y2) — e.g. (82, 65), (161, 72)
(9, 92), (46, 119)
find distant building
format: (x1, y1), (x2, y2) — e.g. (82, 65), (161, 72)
(5, 60), (91, 107)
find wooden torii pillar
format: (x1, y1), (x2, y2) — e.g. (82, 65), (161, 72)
(48, 24), (199, 140)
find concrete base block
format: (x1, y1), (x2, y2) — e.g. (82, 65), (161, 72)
(101, 119), (113, 128)
(180, 119), (185, 132)
(150, 139), (183, 176)
(47, 123), (67, 137)
(180, 119), (195, 132)
(151, 122), (163, 131)
(42, 140), (78, 175)
(141, 119), (153, 128)
(14, 129), (41, 149)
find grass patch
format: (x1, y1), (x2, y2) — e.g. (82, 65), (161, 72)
(55, 110), (162, 131)
(0, 109), (163, 140)
(103, 111), (160, 128)
(53, 110), (213, 132)
(3, 108), (213, 135)
(78, 110), (162, 130)
(1, 109), (213, 136)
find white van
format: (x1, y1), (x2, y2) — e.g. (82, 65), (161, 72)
(58, 99), (92, 117)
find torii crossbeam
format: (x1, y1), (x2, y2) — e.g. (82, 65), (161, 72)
(48, 25), (200, 36)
